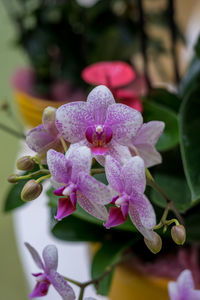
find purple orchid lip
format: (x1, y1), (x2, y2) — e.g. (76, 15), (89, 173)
(85, 125), (113, 154)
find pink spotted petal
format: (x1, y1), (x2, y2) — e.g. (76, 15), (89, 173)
(78, 172), (112, 205)
(56, 101), (93, 143)
(104, 206), (127, 229)
(105, 155), (123, 193)
(77, 192), (108, 220)
(177, 270), (195, 298)
(49, 269), (75, 300)
(133, 121), (165, 146)
(66, 146), (92, 182)
(42, 245), (58, 274)
(105, 103), (143, 146)
(25, 242), (44, 270)
(42, 106), (58, 137)
(29, 281), (50, 298)
(128, 203), (155, 240)
(87, 85), (115, 124)
(134, 143), (162, 168)
(26, 125), (55, 153)
(168, 282), (179, 300)
(130, 192), (156, 229)
(121, 156), (146, 194)
(55, 197), (76, 221)
(47, 150), (72, 184)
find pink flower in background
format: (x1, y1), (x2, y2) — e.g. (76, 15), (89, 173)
(82, 61), (143, 112)
(47, 146), (111, 221)
(130, 121), (165, 168)
(26, 106), (64, 163)
(56, 85), (142, 165)
(104, 155), (156, 241)
(25, 243), (75, 299)
(168, 269), (200, 300)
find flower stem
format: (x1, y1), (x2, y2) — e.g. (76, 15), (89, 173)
(60, 136), (68, 152)
(90, 168), (105, 175)
(62, 276), (82, 287)
(36, 174), (51, 183)
(16, 169), (50, 180)
(0, 122), (25, 139)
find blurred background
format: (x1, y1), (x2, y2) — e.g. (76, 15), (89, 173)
(0, 0), (200, 299)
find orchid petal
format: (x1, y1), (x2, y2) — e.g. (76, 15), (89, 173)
(133, 121), (165, 146)
(105, 103), (143, 145)
(190, 290), (200, 300)
(177, 270), (194, 298)
(128, 203), (155, 240)
(104, 206), (127, 229)
(55, 197), (76, 221)
(26, 125), (55, 153)
(66, 146), (92, 182)
(122, 156), (146, 194)
(42, 245), (58, 273)
(56, 102), (93, 143)
(105, 155), (123, 193)
(29, 281), (50, 298)
(25, 242), (44, 270)
(130, 192), (156, 229)
(78, 172), (112, 205)
(47, 150), (72, 184)
(168, 282), (179, 300)
(134, 144), (162, 168)
(42, 106), (58, 136)
(87, 85), (115, 124)
(77, 191), (108, 220)
(49, 269), (75, 300)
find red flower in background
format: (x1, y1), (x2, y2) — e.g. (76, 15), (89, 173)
(82, 61), (144, 112)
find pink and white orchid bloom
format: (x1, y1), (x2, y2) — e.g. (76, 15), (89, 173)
(130, 121), (165, 168)
(168, 269), (200, 300)
(47, 146), (111, 221)
(104, 155), (156, 241)
(26, 106), (64, 163)
(55, 85), (142, 165)
(25, 243), (75, 300)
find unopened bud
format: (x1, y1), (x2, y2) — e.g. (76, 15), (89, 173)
(17, 156), (35, 171)
(8, 174), (19, 183)
(171, 225), (186, 245)
(21, 180), (43, 201)
(144, 232), (162, 254)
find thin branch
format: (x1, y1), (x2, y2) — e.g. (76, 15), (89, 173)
(0, 123), (25, 139)
(168, 0), (180, 84)
(137, 0), (151, 89)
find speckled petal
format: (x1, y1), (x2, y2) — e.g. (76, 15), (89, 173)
(26, 125), (55, 152)
(122, 156), (146, 194)
(177, 270), (194, 299)
(25, 242), (44, 270)
(47, 149), (72, 184)
(66, 146), (92, 182)
(105, 155), (123, 193)
(56, 102), (93, 143)
(49, 269), (75, 300)
(134, 144), (162, 168)
(78, 172), (112, 205)
(42, 245), (58, 273)
(87, 85), (115, 124)
(168, 282), (179, 300)
(77, 191), (108, 220)
(133, 121), (165, 146)
(130, 192), (156, 229)
(105, 103), (143, 145)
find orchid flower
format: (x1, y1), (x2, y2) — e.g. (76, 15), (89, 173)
(25, 243), (75, 300)
(104, 155), (156, 241)
(26, 106), (64, 163)
(130, 121), (165, 168)
(168, 269), (200, 300)
(47, 146), (111, 221)
(56, 85), (142, 165)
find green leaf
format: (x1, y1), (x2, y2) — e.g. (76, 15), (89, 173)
(4, 179), (27, 212)
(179, 86), (200, 202)
(146, 88), (181, 112)
(91, 241), (134, 296)
(142, 100), (179, 151)
(151, 172), (191, 213)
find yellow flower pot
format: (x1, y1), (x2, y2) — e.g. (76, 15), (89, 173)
(109, 265), (169, 300)
(13, 89), (66, 128)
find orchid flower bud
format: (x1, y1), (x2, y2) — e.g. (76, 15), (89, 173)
(21, 179), (42, 201)
(7, 174), (19, 183)
(144, 232), (162, 254)
(17, 156), (35, 171)
(171, 225), (186, 245)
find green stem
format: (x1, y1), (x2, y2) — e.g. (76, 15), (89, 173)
(0, 122), (25, 139)
(36, 174), (51, 183)
(16, 169), (50, 180)
(60, 136), (68, 152)
(90, 168), (105, 175)
(62, 276), (82, 287)
(78, 287), (85, 300)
